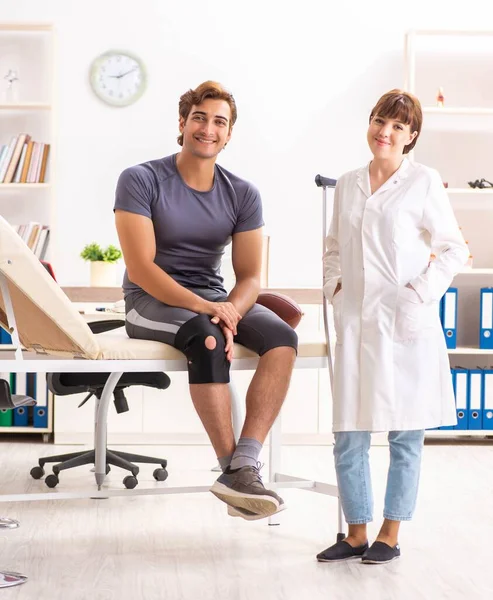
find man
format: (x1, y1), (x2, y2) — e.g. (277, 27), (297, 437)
(114, 81), (297, 519)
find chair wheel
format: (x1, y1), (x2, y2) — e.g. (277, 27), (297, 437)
(106, 465), (111, 475)
(153, 468), (168, 482)
(45, 474), (59, 488)
(123, 475), (138, 489)
(30, 466), (45, 480)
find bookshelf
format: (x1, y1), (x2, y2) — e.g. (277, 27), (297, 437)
(405, 29), (493, 439)
(0, 22), (55, 439)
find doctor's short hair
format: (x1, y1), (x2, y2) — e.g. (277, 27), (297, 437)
(177, 80), (237, 146)
(369, 89), (422, 154)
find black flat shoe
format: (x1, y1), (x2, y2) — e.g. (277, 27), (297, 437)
(361, 541), (401, 564)
(316, 540), (369, 562)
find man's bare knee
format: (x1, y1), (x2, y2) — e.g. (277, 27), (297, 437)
(205, 335), (217, 350)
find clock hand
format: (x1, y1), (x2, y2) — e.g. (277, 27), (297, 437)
(119, 66), (138, 78)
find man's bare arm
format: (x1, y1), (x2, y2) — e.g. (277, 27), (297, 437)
(227, 228), (263, 316)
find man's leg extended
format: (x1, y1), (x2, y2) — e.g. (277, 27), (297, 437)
(189, 382), (235, 461)
(211, 304), (298, 517)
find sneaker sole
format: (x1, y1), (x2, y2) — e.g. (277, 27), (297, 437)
(210, 482), (280, 516)
(361, 556), (400, 565)
(317, 555), (363, 563)
(227, 503), (287, 521)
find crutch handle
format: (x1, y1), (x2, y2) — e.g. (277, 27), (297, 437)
(315, 174), (337, 188)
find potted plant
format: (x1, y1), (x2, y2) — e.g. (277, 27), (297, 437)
(80, 243), (122, 287)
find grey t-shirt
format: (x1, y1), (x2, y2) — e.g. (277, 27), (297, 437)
(114, 154), (264, 296)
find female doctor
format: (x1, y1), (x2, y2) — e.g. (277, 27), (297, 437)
(317, 89), (468, 565)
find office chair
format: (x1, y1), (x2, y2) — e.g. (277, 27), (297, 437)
(30, 319), (171, 489)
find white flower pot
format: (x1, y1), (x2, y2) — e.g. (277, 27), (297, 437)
(90, 261), (117, 287)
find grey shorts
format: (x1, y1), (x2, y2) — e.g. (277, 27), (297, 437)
(125, 288), (298, 380)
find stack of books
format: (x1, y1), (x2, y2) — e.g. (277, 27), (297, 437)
(12, 222), (50, 259)
(0, 133), (50, 184)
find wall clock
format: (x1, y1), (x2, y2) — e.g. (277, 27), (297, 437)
(89, 50), (146, 107)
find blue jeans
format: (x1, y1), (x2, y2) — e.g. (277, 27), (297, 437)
(333, 430), (425, 525)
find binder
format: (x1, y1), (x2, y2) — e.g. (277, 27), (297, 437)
(468, 369), (483, 430)
(0, 372), (12, 427)
(0, 328), (11, 345)
(454, 368), (469, 430)
(480, 288), (493, 349)
(441, 288), (457, 349)
(13, 373), (28, 427)
(0, 409), (12, 427)
(439, 369), (456, 430)
(34, 372), (48, 428)
(483, 370), (493, 430)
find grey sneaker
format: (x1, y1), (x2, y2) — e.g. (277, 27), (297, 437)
(210, 463), (283, 517)
(227, 501), (287, 521)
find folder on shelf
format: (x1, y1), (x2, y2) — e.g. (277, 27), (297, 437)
(468, 369), (483, 430)
(441, 288), (457, 349)
(0, 328), (11, 345)
(34, 372), (48, 429)
(0, 373), (12, 427)
(13, 373), (28, 427)
(480, 288), (493, 349)
(483, 370), (493, 430)
(454, 368), (469, 430)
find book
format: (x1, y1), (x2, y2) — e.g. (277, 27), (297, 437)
(38, 143), (50, 183)
(13, 143), (28, 183)
(3, 134), (30, 184)
(20, 140), (34, 183)
(0, 136), (18, 182)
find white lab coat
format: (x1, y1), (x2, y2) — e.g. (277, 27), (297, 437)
(323, 159), (469, 432)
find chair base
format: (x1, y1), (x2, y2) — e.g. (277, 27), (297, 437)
(30, 449), (168, 489)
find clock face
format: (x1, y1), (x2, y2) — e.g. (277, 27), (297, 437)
(89, 51), (146, 107)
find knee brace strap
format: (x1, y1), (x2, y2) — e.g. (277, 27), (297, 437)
(175, 314), (230, 384)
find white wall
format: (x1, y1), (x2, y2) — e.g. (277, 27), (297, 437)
(2, 0), (493, 286)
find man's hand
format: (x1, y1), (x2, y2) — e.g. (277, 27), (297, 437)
(218, 323), (234, 362)
(204, 301), (242, 334)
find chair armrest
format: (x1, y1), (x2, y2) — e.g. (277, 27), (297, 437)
(257, 291), (303, 329)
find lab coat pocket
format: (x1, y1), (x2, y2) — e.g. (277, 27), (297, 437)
(395, 286), (435, 341)
(332, 290), (344, 342)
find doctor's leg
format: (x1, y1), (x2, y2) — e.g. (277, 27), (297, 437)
(316, 431), (372, 561)
(377, 429), (425, 546)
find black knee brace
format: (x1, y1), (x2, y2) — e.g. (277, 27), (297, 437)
(175, 314), (230, 384)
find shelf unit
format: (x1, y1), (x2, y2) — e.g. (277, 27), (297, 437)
(0, 22), (55, 438)
(406, 29), (493, 439)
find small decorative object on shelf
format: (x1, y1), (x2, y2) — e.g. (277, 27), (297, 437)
(468, 178), (493, 189)
(443, 182), (448, 188)
(80, 243), (122, 287)
(3, 69), (19, 103)
(436, 86), (444, 107)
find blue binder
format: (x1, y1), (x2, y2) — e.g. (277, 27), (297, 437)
(13, 373), (29, 427)
(454, 368), (469, 430)
(0, 329), (11, 345)
(480, 288), (493, 349)
(468, 369), (483, 430)
(483, 370), (493, 430)
(34, 373), (48, 429)
(441, 288), (457, 349)
(13, 406), (28, 427)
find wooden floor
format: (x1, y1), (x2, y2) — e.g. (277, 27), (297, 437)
(0, 439), (491, 599)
